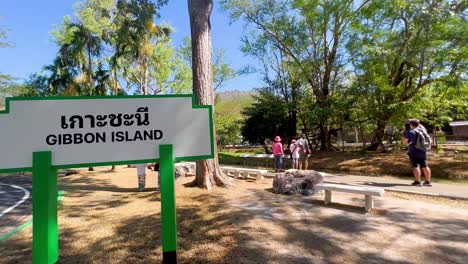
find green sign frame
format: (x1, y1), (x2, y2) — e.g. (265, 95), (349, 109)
(0, 94), (214, 173)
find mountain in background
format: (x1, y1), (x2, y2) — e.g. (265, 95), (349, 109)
(216, 89), (256, 102)
(215, 90), (255, 145)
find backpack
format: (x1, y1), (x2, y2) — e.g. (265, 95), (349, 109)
(414, 128), (431, 151)
(298, 138), (311, 155)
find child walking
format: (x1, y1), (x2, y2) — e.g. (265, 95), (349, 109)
(136, 163), (161, 192)
(272, 136), (284, 172)
(136, 163), (147, 192)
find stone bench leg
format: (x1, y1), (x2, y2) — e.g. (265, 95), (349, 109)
(365, 195), (373, 212)
(256, 173), (263, 181)
(324, 190), (333, 205)
(243, 171), (249, 179)
(234, 169), (240, 178)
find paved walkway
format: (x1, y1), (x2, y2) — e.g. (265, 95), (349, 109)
(319, 172), (468, 200)
(0, 174), (32, 239)
(262, 168), (468, 200)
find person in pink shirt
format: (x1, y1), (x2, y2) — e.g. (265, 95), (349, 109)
(272, 136), (284, 172)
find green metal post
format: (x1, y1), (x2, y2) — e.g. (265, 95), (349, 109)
(159, 144), (177, 264)
(32, 151), (58, 264)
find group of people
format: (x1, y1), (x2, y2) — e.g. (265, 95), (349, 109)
(135, 119), (431, 190)
(272, 134), (311, 172)
(272, 119), (433, 187)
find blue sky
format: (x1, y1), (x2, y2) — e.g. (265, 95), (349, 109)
(0, 0), (263, 91)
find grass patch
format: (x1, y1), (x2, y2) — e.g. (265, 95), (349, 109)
(219, 152), (243, 158)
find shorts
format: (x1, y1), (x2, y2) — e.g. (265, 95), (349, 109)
(136, 164), (147, 175)
(409, 154), (428, 168)
(299, 154), (308, 161)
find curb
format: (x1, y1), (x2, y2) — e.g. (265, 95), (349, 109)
(324, 180), (468, 201)
(383, 188), (468, 201)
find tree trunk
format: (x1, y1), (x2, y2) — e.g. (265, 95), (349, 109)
(371, 119), (387, 152)
(319, 122), (328, 151)
(354, 127), (359, 143)
(289, 82), (298, 138)
(360, 125), (366, 149)
(87, 47), (93, 96)
(188, 0), (232, 189)
(288, 110), (297, 139)
(143, 60), (148, 95)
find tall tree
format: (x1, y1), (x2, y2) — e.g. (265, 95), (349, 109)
(222, 0), (364, 150)
(188, 0), (231, 189)
(240, 34), (302, 140)
(113, 0), (170, 95)
(178, 36), (238, 91)
(348, 0), (467, 150)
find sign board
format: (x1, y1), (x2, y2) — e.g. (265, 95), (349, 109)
(1, 95), (213, 264)
(0, 95), (214, 172)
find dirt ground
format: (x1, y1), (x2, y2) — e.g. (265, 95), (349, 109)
(1, 166), (467, 264)
(307, 151), (468, 180)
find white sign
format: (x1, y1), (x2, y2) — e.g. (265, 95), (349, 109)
(0, 95), (214, 171)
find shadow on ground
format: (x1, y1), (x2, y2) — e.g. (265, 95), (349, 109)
(1, 179), (467, 264)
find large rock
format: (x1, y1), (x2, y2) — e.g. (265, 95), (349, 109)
(175, 162), (196, 179)
(273, 170), (324, 195)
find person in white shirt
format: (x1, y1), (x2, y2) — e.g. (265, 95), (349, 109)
(297, 134), (311, 170)
(289, 139), (300, 169)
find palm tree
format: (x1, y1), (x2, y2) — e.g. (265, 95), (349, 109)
(113, 0), (170, 95)
(44, 54), (79, 96)
(49, 22), (104, 171)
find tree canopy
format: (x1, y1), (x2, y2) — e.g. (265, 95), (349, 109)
(222, 0), (467, 151)
(1, 0), (466, 152)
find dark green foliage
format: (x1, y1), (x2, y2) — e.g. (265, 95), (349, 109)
(241, 89), (290, 144)
(21, 74), (51, 97)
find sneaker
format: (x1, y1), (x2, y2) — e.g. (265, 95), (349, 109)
(423, 181), (432, 187)
(411, 181), (422, 186)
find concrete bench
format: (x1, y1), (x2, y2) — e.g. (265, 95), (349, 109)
(220, 167), (240, 178)
(314, 183), (385, 212)
(220, 167), (268, 181)
(239, 168), (268, 181)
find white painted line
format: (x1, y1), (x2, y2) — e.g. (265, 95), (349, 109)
(0, 183), (30, 218)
